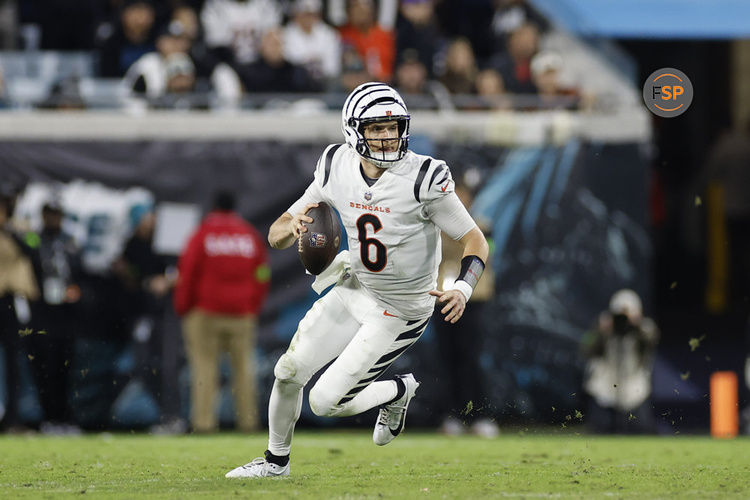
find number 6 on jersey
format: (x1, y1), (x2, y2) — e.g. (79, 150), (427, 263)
(356, 214), (386, 272)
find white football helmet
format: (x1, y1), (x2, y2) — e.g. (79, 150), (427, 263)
(341, 82), (410, 168)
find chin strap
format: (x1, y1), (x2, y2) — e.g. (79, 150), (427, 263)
(449, 255), (485, 301)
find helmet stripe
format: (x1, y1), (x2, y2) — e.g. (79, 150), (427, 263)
(347, 85), (393, 117)
(344, 83), (387, 115)
(357, 96), (407, 118)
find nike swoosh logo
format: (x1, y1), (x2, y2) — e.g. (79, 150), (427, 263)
(441, 185), (447, 192)
(383, 310), (398, 317)
(389, 414), (406, 436)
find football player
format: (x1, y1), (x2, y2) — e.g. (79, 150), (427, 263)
(226, 82), (489, 478)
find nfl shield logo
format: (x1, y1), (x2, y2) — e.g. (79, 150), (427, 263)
(364, 191), (372, 201)
(309, 232), (327, 248)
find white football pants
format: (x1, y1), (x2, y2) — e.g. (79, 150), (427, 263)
(267, 277), (429, 456)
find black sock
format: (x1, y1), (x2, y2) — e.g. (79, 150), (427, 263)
(385, 376), (406, 405)
(265, 450), (290, 466)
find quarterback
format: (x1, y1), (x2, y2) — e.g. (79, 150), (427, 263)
(226, 82), (489, 478)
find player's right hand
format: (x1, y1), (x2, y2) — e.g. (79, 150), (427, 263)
(290, 203), (319, 238)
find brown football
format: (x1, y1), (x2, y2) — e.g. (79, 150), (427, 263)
(298, 202), (341, 275)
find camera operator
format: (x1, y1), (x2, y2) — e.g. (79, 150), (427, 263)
(581, 289), (660, 433)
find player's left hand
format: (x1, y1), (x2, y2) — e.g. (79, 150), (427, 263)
(429, 289), (467, 324)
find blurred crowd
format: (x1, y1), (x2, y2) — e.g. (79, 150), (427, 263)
(0, 182), (271, 434)
(0, 183), (175, 433)
(0, 0), (584, 110)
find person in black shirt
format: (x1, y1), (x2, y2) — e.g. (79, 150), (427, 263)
(26, 200), (82, 434)
(237, 28), (318, 94)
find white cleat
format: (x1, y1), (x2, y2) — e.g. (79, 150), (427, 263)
(225, 453), (290, 479)
(373, 373), (419, 446)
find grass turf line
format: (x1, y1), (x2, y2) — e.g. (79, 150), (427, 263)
(1, 431), (749, 498)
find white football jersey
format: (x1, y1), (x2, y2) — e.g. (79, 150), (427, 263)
(288, 144), (476, 319)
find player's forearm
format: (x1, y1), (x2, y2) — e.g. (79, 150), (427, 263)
(459, 226), (489, 263)
(268, 213), (296, 249)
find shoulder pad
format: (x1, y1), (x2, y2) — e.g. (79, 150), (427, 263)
(414, 158), (452, 202)
(317, 143), (344, 187)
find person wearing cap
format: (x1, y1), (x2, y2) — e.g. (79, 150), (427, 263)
(580, 289), (660, 433)
(122, 15), (241, 106)
(25, 200), (83, 434)
(530, 50), (581, 109)
(283, 0), (342, 89)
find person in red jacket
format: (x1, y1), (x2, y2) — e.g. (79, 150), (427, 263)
(174, 190), (270, 433)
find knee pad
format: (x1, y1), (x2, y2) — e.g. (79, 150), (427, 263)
(273, 353), (298, 383)
(308, 384), (341, 417)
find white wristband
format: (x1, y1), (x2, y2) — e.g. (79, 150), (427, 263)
(450, 280), (473, 302)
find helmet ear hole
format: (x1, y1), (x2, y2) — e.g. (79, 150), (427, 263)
(397, 119), (407, 137)
(348, 118), (357, 128)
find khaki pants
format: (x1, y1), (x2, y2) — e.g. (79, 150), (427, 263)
(182, 310), (258, 432)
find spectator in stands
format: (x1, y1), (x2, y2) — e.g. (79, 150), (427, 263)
(326, 0), (399, 30)
(237, 28), (318, 94)
(490, 0), (546, 54)
(174, 190), (270, 433)
(438, 37), (477, 95)
(123, 20), (241, 107)
(529, 51), (582, 109)
(98, 0), (158, 77)
(433, 176), (499, 438)
(475, 67), (510, 110)
(0, 0), (17, 49)
(200, 0), (282, 65)
(434, 0), (494, 64)
(393, 49), (429, 95)
(26, 200), (82, 435)
(174, 4), (243, 107)
(581, 289), (660, 434)
(164, 53), (196, 93)
(488, 22), (538, 94)
(339, 42), (370, 92)
(0, 183), (39, 432)
(339, 0), (396, 83)
(283, 0), (342, 91)
(395, 0), (441, 77)
(171, 3), (200, 40)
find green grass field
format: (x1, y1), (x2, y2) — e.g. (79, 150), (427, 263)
(1, 430), (748, 498)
